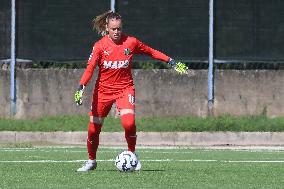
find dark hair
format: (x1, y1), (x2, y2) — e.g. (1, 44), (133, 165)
(93, 10), (122, 36)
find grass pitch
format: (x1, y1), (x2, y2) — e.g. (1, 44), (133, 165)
(1, 115), (284, 132)
(0, 147), (284, 189)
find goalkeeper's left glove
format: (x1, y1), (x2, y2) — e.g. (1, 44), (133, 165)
(74, 85), (85, 106)
(168, 58), (188, 74)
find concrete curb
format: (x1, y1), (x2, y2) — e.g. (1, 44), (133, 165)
(1, 132), (284, 146)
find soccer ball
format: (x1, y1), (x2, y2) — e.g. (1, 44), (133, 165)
(115, 151), (138, 172)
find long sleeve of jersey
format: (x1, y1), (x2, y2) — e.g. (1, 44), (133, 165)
(80, 43), (101, 86)
(134, 39), (170, 62)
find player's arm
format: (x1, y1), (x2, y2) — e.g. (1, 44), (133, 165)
(74, 43), (101, 106)
(134, 39), (188, 74)
(134, 38), (169, 62)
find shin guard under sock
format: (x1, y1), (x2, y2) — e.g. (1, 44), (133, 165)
(87, 122), (102, 160)
(121, 113), (136, 152)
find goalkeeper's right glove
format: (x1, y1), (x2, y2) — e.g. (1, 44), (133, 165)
(74, 85), (85, 106)
(168, 58), (188, 75)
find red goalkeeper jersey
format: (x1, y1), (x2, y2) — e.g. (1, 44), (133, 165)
(80, 34), (169, 94)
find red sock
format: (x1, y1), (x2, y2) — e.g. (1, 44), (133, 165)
(121, 113), (136, 152)
(87, 122), (102, 160)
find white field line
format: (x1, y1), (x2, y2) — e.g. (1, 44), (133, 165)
(0, 149), (196, 154)
(3, 145), (284, 151)
(1, 159), (284, 163)
(1, 148), (284, 154)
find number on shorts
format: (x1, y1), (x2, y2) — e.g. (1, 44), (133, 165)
(128, 94), (135, 105)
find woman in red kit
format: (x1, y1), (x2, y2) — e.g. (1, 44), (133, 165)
(75, 11), (187, 172)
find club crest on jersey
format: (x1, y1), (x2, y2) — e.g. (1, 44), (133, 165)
(103, 60), (129, 69)
(124, 48), (131, 55)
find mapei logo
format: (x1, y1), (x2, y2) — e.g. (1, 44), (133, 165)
(103, 60), (129, 69)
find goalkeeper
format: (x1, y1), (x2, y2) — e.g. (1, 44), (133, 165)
(75, 10), (188, 172)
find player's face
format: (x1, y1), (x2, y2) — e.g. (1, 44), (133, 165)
(107, 19), (122, 43)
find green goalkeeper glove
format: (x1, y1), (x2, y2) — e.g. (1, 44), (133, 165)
(74, 85), (85, 106)
(168, 58), (188, 75)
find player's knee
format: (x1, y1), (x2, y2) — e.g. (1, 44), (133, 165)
(90, 116), (104, 124)
(121, 113), (135, 127)
(120, 109), (135, 116)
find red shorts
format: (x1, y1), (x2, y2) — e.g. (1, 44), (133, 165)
(89, 86), (135, 117)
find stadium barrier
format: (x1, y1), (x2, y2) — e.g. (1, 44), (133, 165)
(0, 69), (283, 119)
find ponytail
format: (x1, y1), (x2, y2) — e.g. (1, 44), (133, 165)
(93, 10), (122, 36)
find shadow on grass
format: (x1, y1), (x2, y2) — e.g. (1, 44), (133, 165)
(84, 169), (166, 172)
(140, 169), (165, 172)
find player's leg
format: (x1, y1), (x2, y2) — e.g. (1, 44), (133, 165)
(86, 116), (104, 160)
(120, 109), (136, 152)
(116, 87), (141, 170)
(116, 87), (136, 152)
(77, 116), (104, 172)
(77, 92), (113, 172)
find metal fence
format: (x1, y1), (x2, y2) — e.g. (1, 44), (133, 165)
(1, 0), (284, 61)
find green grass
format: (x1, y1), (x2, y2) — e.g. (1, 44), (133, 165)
(0, 147), (284, 189)
(0, 115), (284, 132)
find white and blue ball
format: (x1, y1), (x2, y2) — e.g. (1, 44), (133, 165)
(115, 151), (138, 172)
